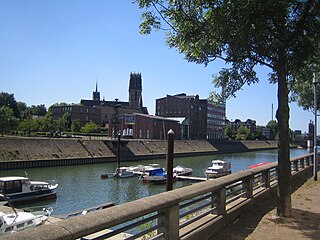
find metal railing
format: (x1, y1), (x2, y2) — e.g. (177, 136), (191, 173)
(1, 153), (314, 240)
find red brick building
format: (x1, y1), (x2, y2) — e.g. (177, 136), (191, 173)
(118, 113), (181, 140)
(156, 93), (226, 140)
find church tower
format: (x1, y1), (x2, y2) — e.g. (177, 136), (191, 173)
(128, 72), (142, 109)
(92, 82), (100, 101)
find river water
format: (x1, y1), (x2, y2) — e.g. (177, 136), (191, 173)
(0, 148), (310, 215)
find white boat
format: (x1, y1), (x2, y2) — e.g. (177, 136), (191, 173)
(0, 194), (52, 235)
(205, 160), (231, 178)
(101, 167), (135, 179)
(173, 166), (193, 176)
(140, 168), (167, 184)
(0, 176), (58, 204)
(114, 167), (135, 178)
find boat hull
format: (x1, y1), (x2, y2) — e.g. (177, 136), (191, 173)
(3, 188), (57, 203)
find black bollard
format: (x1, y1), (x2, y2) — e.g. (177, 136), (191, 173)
(117, 133), (121, 170)
(166, 129), (174, 191)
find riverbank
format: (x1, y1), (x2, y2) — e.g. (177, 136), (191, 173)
(0, 136), (304, 170)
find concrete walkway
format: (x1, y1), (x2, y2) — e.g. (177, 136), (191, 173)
(211, 173), (320, 240)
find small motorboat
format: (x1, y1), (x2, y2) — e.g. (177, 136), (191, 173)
(141, 168), (167, 184)
(114, 167), (135, 178)
(173, 166), (193, 176)
(0, 176), (58, 204)
(0, 194), (52, 235)
(101, 167), (135, 179)
(205, 160), (231, 178)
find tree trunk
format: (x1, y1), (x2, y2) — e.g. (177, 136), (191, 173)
(276, 59), (292, 217)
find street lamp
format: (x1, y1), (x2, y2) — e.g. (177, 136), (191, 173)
(313, 72), (318, 181)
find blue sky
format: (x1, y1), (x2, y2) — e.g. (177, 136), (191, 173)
(0, 1), (314, 133)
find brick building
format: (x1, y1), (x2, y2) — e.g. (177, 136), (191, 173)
(51, 104), (101, 126)
(156, 93), (226, 140)
(207, 102), (226, 139)
(51, 73), (149, 137)
(118, 113), (181, 140)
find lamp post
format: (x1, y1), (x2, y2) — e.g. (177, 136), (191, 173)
(313, 72), (318, 181)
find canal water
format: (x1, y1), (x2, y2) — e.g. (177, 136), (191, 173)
(0, 148), (309, 216)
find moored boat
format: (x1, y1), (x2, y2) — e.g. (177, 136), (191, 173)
(0, 176), (58, 204)
(173, 166), (193, 176)
(0, 194), (52, 235)
(114, 167), (135, 178)
(205, 160), (231, 178)
(140, 168), (167, 184)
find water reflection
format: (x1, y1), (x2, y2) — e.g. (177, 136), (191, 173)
(0, 148), (309, 215)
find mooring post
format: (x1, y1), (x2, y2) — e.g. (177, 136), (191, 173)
(166, 129), (174, 191)
(117, 133), (121, 170)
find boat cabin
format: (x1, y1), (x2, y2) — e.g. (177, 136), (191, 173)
(0, 177), (30, 195)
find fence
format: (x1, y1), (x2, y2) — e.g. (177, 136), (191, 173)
(0, 153), (315, 240)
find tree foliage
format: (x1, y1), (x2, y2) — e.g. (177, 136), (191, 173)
(81, 121), (100, 134)
(236, 126), (250, 140)
(0, 106), (18, 136)
(0, 92), (19, 118)
(267, 120), (278, 140)
(136, 0), (320, 217)
(71, 119), (82, 133)
(225, 124), (236, 140)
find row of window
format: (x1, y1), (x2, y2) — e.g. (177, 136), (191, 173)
(52, 107), (97, 114)
(207, 119), (226, 126)
(207, 113), (225, 120)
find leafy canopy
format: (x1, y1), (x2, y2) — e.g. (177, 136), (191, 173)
(137, 0), (320, 100)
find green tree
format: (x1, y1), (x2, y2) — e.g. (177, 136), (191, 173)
(71, 119), (81, 133)
(55, 113), (71, 132)
(81, 121), (100, 134)
(0, 106), (18, 136)
(225, 124), (236, 140)
(136, 0), (320, 217)
(40, 111), (56, 132)
(251, 129), (264, 140)
(29, 104), (47, 116)
(0, 92), (19, 118)
(17, 101), (28, 119)
(236, 126), (250, 140)
(18, 118), (40, 136)
(267, 120), (278, 140)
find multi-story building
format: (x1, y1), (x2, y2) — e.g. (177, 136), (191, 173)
(51, 73), (148, 137)
(156, 93), (226, 140)
(207, 102), (226, 139)
(51, 104), (101, 126)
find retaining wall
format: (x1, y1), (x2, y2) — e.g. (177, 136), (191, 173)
(0, 137), (299, 170)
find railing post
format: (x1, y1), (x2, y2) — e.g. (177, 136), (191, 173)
(293, 160), (299, 172)
(306, 156), (311, 166)
(216, 187), (226, 215)
(262, 170), (271, 188)
(243, 177), (253, 199)
(301, 158), (305, 169)
(158, 205), (180, 240)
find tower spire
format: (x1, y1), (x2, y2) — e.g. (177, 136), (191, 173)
(92, 80), (100, 101)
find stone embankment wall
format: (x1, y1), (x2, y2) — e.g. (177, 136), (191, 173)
(0, 137), (302, 170)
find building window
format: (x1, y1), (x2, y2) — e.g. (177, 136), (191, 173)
(146, 130), (150, 139)
(139, 130), (142, 139)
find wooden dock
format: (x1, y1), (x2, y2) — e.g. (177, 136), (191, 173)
(175, 175), (207, 181)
